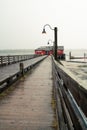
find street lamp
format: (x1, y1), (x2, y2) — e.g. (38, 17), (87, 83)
(47, 39), (53, 55)
(47, 39), (53, 45)
(42, 24), (58, 60)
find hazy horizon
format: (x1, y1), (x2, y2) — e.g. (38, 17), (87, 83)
(0, 0), (87, 50)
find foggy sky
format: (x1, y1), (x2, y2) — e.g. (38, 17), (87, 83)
(0, 0), (87, 49)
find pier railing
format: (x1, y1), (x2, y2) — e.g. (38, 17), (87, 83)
(0, 55), (47, 93)
(52, 56), (87, 130)
(0, 54), (40, 66)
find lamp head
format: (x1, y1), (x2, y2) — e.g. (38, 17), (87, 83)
(42, 28), (46, 34)
(47, 42), (50, 45)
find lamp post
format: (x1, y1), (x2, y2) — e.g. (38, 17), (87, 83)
(47, 39), (53, 55)
(47, 39), (53, 45)
(42, 24), (58, 60)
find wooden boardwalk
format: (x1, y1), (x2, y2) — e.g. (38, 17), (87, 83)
(0, 56), (46, 82)
(0, 56), (57, 130)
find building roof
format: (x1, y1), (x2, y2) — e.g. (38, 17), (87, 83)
(35, 46), (64, 51)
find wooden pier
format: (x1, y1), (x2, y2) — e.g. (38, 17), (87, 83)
(0, 54), (40, 66)
(0, 55), (46, 82)
(0, 55), (87, 130)
(0, 56), (57, 130)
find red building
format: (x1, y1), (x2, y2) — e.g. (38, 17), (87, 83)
(35, 46), (65, 59)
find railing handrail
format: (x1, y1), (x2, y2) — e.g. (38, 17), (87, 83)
(0, 55), (47, 93)
(0, 54), (41, 66)
(52, 56), (87, 130)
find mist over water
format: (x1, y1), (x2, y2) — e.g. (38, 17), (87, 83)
(0, 49), (34, 55)
(64, 49), (87, 57)
(0, 48), (87, 58)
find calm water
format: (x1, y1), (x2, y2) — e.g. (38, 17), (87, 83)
(64, 49), (87, 62)
(0, 49), (87, 56)
(64, 49), (87, 57)
(0, 49), (34, 56)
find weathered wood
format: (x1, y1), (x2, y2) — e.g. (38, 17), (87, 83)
(0, 54), (40, 66)
(0, 56), (47, 93)
(56, 65), (87, 117)
(52, 57), (87, 130)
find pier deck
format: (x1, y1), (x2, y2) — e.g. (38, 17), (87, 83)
(0, 56), (46, 82)
(0, 56), (56, 130)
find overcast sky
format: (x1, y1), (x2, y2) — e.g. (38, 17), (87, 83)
(0, 0), (87, 50)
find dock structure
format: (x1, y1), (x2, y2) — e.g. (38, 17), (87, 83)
(0, 56), (46, 82)
(0, 55), (87, 130)
(0, 56), (57, 130)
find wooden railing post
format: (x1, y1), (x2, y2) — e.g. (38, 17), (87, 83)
(20, 62), (24, 76)
(1, 56), (3, 65)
